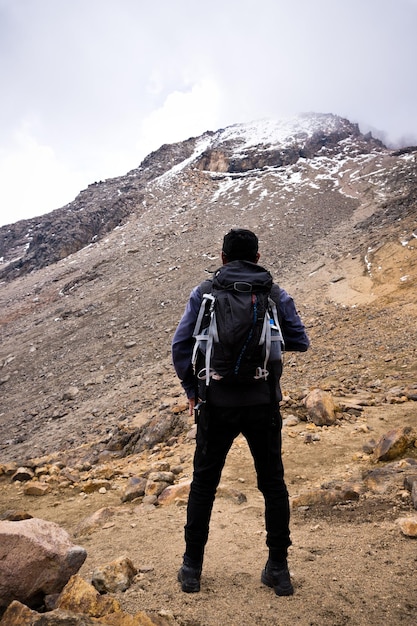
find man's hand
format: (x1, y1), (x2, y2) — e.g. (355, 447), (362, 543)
(188, 397), (195, 417)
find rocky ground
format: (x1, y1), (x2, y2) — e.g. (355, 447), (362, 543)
(1, 128), (417, 625)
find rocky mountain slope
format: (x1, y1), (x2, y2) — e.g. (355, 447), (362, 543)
(0, 113), (416, 625)
(0, 113), (385, 280)
(1, 112), (415, 461)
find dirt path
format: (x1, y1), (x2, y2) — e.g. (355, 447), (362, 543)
(1, 401), (416, 626)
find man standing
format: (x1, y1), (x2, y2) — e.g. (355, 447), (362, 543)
(172, 228), (309, 595)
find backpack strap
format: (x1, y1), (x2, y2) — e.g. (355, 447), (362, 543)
(199, 278), (213, 295)
(269, 284), (285, 356)
(191, 279), (216, 387)
(267, 284), (284, 423)
(270, 284), (283, 324)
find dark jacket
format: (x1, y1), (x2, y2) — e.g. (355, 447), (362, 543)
(172, 264), (309, 406)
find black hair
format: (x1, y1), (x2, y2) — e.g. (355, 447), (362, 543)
(222, 228), (259, 262)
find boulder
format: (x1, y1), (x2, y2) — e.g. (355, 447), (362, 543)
(56, 575), (167, 623)
(0, 600), (98, 624)
(0, 518), (87, 608)
(373, 427), (416, 462)
(304, 389), (337, 426)
(0, 589), (168, 624)
(56, 574), (120, 617)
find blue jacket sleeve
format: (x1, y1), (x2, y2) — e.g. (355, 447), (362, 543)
(171, 285), (202, 399)
(278, 288), (310, 352)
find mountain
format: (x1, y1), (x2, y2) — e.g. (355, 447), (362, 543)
(0, 113), (388, 280)
(0, 113), (416, 625)
(0, 111), (416, 464)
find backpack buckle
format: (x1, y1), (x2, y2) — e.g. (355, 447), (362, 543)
(233, 281), (252, 292)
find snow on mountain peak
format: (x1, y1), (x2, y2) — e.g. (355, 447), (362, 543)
(214, 113), (351, 153)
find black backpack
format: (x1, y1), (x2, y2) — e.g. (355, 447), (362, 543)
(192, 260), (284, 387)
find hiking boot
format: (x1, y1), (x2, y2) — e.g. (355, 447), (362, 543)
(261, 559), (294, 596)
(177, 559), (202, 593)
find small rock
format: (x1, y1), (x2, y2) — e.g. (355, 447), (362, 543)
(147, 471), (175, 483)
(186, 425), (197, 439)
(363, 438), (377, 454)
(291, 485), (360, 508)
(0, 601), (38, 624)
(396, 516), (417, 537)
(51, 409), (68, 420)
(145, 480), (170, 497)
(82, 479), (112, 494)
(158, 481), (191, 506)
(140, 495), (157, 506)
(74, 507), (121, 537)
(23, 481), (50, 496)
(283, 415), (300, 427)
(0, 462), (18, 476)
(216, 485), (247, 504)
(404, 475), (417, 509)
(121, 476), (147, 503)
(61, 387), (79, 401)
(91, 556), (137, 593)
(150, 461), (171, 472)
(355, 424), (371, 433)
(11, 467), (35, 482)
(0, 510), (33, 521)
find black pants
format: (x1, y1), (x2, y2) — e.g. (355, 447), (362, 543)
(184, 404), (291, 565)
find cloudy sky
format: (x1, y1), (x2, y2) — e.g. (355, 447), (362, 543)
(1, 0), (417, 228)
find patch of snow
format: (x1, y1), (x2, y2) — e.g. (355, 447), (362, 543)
(157, 137), (212, 183)
(248, 180), (260, 195)
(215, 114), (344, 158)
(211, 177), (236, 202)
(365, 248), (374, 275)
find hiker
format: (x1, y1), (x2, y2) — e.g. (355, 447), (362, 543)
(171, 228), (309, 595)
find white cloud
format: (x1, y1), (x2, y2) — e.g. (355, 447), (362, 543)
(0, 123), (88, 226)
(137, 78), (222, 157)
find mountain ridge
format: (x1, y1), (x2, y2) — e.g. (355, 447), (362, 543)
(0, 111), (415, 464)
(0, 113), (387, 281)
